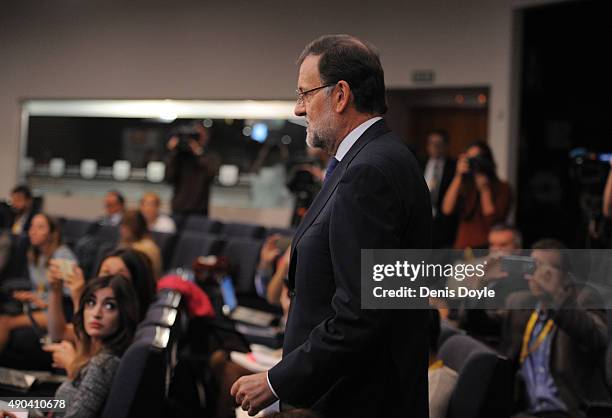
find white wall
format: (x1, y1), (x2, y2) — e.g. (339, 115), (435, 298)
(0, 0), (514, 199)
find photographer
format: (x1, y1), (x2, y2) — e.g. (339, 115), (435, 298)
(442, 141), (512, 249)
(166, 123), (220, 217)
(286, 148), (329, 227)
(500, 240), (610, 418)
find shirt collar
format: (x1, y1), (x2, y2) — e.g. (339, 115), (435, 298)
(334, 117), (382, 161)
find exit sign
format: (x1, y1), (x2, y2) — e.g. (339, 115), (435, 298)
(412, 70), (435, 83)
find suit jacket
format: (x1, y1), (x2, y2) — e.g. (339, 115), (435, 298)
(419, 157), (457, 248)
(500, 288), (610, 417)
(268, 120), (432, 418)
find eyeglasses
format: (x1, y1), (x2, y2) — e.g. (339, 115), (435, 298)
(295, 83), (335, 104)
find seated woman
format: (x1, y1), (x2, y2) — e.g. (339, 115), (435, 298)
(119, 209), (162, 279)
(45, 248), (155, 370)
(0, 213), (76, 353)
(1, 276), (137, 418)
(54, 275), (139, 417)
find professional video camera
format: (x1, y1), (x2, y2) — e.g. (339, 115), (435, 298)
(287, 157), (323, 227)
(569, 148), (612, 186)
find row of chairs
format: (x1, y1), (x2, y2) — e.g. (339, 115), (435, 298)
(60, 214), (294, 245)
(59, 216), (293, 294)
(437, 323), (512, 418)
(102, 288), (193, 418)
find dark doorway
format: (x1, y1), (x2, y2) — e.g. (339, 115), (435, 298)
(516, 0), (612, 248)
(386, 87), (489, 160)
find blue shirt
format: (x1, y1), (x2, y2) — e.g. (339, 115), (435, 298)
(520, 307), (567, 413)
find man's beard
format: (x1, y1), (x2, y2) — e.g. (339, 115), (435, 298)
(305, 104), (337, 154)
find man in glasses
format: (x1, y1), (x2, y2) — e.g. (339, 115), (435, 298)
(500, 239), (610, 418)
(232, 34), (432, 418)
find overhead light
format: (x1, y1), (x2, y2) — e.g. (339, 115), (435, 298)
(251, 123), (268, 142)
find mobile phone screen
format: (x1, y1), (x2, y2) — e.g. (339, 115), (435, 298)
(220, 276), (238, 312)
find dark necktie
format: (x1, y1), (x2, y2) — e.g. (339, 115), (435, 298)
(325, 157), (339, 181)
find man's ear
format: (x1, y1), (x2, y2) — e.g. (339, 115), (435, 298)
(334, 81), (351, 113)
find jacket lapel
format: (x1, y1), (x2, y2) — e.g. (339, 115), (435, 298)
(288, 119), (390, 288)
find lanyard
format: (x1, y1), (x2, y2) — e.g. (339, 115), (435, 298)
(520, 310), (555, 364)
(429, 359), (444, 371)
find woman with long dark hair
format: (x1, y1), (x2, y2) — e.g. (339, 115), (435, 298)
(441, 141), (512, 249)
(46, 248), (155, 345)
(53, 275), (138, 417)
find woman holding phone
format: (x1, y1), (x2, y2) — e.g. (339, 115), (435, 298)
(0, 213), (77, 353)
(44, 248), (155, 374)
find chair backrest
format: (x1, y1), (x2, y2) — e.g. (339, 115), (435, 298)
(221, 222), (266, 240)
(102, 325), (170, 418)
(60, 217), (94, 249)
(183, 215), (222, 234)
(154, 288), (183, 309)
(141, 306), (179, 328)
(606, 344), (612, 390)
(95, 224), (120, 245)
(438, 320), (466, 348)
(0, 233), (30, 281)
(220, 237), (263, 294)
(169, 232), (223, 269)
(151, 231), (177, 273)
(439, 334), (512, 418)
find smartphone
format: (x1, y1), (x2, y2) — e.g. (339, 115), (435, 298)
(500, 255), (536, 276)
(57, 259), (76, 279)
(220, 276), (238, 315)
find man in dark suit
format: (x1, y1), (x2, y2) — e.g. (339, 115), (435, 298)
(2, 185), (36, 235)
(419, 130), (457, 248)
(231, 35), (432, 418)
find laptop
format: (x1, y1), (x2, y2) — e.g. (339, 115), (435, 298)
(219, 276), (278, 328)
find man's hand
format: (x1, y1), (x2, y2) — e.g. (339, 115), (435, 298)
(189, 139), (204, 156)
(167, 136), (179, 151)
(259, 235), (281, 270)
(483, 253), (509, 282)
(474, 173), (490, 191)
(230, 372), (277, 416)
(530, 264), (569, 306)
(455, 153), (469, 178)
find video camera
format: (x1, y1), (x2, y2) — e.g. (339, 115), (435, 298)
(569, 148), (612, 186)
(170, 126), (200, 154)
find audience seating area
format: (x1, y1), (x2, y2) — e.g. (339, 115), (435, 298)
(50, 215), (294, 295)
(438, 334), (512, 418)
(4, 213), (612, 417)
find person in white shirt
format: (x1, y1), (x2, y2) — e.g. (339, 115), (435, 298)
(139, 192), (176, 234)
(99, 190), (125, 227)
(421, 130), (457, 248)
(428, 308), (458, 418)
